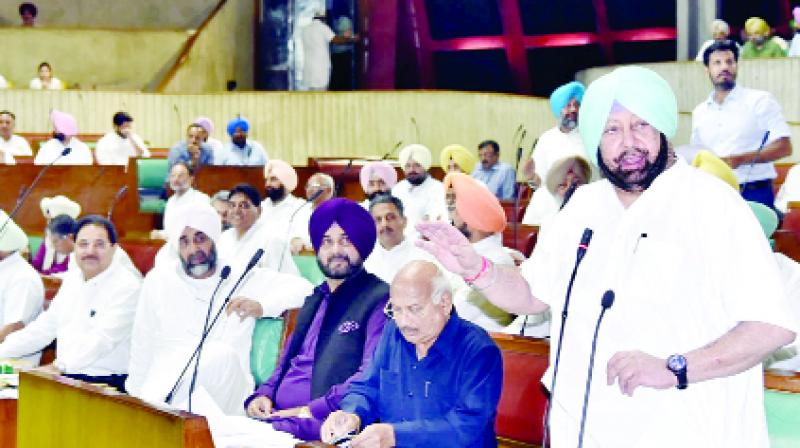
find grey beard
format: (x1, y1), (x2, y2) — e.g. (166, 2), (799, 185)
(560, 117), (578, 131)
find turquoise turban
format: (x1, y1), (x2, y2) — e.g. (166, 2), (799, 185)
(578, 66), (677, 165)
(227, 117), (250, 136)
(549, 81), (585, 118)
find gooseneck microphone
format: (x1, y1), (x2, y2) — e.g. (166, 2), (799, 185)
(0, 147), (71, 235)
(107, 185), (129, 221)
(165, 249), (264, 408)
(542, 228), (593, 447)
(577, 290), (616, 448)
(277, 190), (325, 271)
(165, 264), (232, 407)
(380, 140), (403, 161)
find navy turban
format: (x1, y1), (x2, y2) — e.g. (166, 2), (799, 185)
(310, 198), (376, 260)
(227, 117), (250, 136)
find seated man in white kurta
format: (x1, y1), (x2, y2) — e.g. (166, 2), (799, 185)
(391, 144), (448, 239)
(151, 162), (211, 242)
(0, 210), (44, 364)
(126, 203), (313, 415)
(0, 110), (33, 165)
(417, 66), (796, 447)
(216, 183), (299, 276)
(95, 111), (150, 166)
(34, 110), (93, 165)
(0, 216), (141, 391)
(363, 194), (429, 283)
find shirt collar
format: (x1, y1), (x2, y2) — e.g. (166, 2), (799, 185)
(705, 84), (742, 106)
(79, 258), (118, 286)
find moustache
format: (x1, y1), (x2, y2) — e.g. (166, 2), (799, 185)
(81, 255), (99, 261)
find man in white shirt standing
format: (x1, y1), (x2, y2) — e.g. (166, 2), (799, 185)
(0, 210), (44, 362)
(691, 39), (793, 209)
(0, 110), (33, 165)
(218, 117), (268, 166)
(364, 194), (428, 283)
(127, 203), (312, 414)
(300, 9), (356, 91)
(34, 110), (93, 165)
(391, 144), (448, 238)
(260, 159), (309, 248)
(95, 111), (150, 166)
(0, 215), (141, 391)
(522, 81), (587, 225)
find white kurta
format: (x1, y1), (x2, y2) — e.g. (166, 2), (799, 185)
(391, 176), (448, 239)
(0, 262), (141, 375)
(29, 77), (64, 90)
(216, 218), (300, 277)
(520, 160), (796, 447)
(0, 134), (33, 164)
(765, 253), (800, 371)
(774, 163), (800, 213)
(259, 194), (309, 245)
(301, 19), (336, 89)
(364, 238), (430, 284)
(126, 262), (313, 414)
(0, 252), (44, 363)
(34, 137), (93, 165)
(95, 132), (150, 166)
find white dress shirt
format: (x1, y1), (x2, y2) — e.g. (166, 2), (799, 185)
(0, 252), (45, 363)
(391, 176), (448, 238)
(126, 262), (312, 414)
(364, 237), (430, 283)
(691, 85), (791, 183)
(34, 137), (93, 165)
(259, 194), (310, 245)
(216, 218), (300, 277)
(0, 135), (33, 164)
(775, 164), (800, 213)
(217, 140), (269, 166)
(0, 261), (141, 375)
(95, 131), (150, 165)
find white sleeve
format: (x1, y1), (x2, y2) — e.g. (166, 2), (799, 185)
(125, 277), (159, 395)
(262, 237), (301, 276)
(1, 274), (44, 325)
(324, 24), (336, 42)
(0, 288), (62, 359)
(94, 135), (112, 165)
(33, 141), (51, 165)
(754, 93), (791, 141)
(55, 277), (141, 372)
(134, 134), (150, 157)
(689, 108), (703, 146)
(239, 269), (313, 317)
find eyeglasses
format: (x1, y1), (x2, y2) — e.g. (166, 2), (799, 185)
(383, 301), (429, 320)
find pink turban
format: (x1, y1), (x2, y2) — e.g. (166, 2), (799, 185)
(359, 161), (398, 192)
(265, 159), (298, 191)
(195, 117), (214, 135)
(51, 110), (77, 137)
(444, 173), (507, 233)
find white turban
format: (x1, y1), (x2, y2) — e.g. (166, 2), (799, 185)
(398, 144), (432, 171)
(40, 195), (81, 220)
(167, 202), (222, 245)
(0, 209), (28, 252)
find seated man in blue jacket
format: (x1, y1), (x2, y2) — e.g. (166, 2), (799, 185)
(321, 260), (503, 447)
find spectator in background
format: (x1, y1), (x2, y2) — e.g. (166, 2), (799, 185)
(440, 144), (478, 175)
(210, 190), (232, 231)
(218, 117), (268, 166)
(695, 19), (737, 61)
(95, 112), (150, 166)
(301, 9), (357, 91)
(359, 161), (397, 209)
(471, 139), (516, 200)
(290, 173), (336, 254)
(19, 2), (37, 27)
(31, 214), (75, 276)
(34, 110), (92, 165)
(151, 162), (211, 241)
(0, 111), (33, 165)
(195, 117), (225, 159)
(392, 144), (448, 238)
(167, 123), (214, 172)
(29, 62), (64, 90)
(775, 164), (800, 214)
(741, 17), (787, 58)
(789, 7), (800, 57)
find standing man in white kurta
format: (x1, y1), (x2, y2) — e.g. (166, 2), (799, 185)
(95, 111), (150, 166)
(391, 144), (448, 239)
(363, 194), (429, 283)
(126, 203), (313, 415)
(216, 183), (299, 276)
(691, 39), (793, 209)
(0, 210), (44, 361)
(0, 216), (141, 391)
(300, 10), (356, 91)
(0, 110), (33, 165)
(418, 66), (796, 447)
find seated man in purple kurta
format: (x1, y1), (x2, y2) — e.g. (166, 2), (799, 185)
(244, 198), (390, 440)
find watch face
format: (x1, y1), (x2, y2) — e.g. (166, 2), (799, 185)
(667, 355), (687, 371)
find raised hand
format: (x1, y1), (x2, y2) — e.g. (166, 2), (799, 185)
(415, 221), (482, 278)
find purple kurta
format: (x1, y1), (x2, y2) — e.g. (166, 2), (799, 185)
(245, 281), (388, 440)
(31, 242), (69, 275)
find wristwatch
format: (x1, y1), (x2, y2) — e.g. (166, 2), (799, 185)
(666, 354), (688, 390)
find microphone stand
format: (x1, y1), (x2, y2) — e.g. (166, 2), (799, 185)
(107, 185), (129, 221)
(512, 129), (526, 251)
(277, 190), (324, 271)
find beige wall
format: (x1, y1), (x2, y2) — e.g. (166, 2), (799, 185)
(577, 58), (800, 161)
(0, 27), (189, 90)
(159, 0), (255, 92)
(0, 1), (217, 29)
(0, 89), (549, 167)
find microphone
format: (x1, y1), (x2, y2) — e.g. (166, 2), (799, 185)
(165, 264), (232, 406)
(741, 131), (770, 185)
(410, 117), (420, 142)
(166, 250), (264, 408)
(0, 147), (72, 236)
(578, 290), (615, 448)
(559, 181), (580, 211)
(380, 140), (403, 160)
(512, 129), (527, 247)
(107, 185), (129, 221)
(278, 193), (323, 270)
(542, 228), (593, 447)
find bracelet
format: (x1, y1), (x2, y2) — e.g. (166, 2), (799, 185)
(463, 256), (489, 284)
(473, 261), (498, 291)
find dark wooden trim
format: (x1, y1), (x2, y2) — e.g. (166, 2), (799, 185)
(765, 369), (800, 393)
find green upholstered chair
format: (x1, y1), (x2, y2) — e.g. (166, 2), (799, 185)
(292, 254), (325, 286)
(28, 235), (43, 259)
(766, 388), (800, 447)
(136, 158), (168, 213)
(250, 317), (286, 385)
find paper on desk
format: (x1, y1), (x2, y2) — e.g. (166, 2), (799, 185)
(182, 387), (300, 448)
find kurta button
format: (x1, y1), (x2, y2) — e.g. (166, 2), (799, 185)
(408, 392), (413, 397)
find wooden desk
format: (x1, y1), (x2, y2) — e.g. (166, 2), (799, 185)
(17, 371), (213, 447)
(0, 399), (15, 448)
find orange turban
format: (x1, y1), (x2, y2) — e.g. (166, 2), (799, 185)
(264, 159), (298, 191)
(444, 173), (507, 233)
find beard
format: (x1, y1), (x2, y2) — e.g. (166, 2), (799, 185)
(597, 133), (670, 193)
(181, 246), (217, 278)
(406, 172), (427, 186)
(232, 136), (247, 148)
(560, 114), (578, 131)
(266, 186), (286, 202)
(454, 220), (472, 240)
(317, 253), (362, 280)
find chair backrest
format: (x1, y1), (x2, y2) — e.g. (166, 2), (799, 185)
(250, 317), (286, 385)
(292, 254), (325, 286)
(137, 158), (169, 189)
